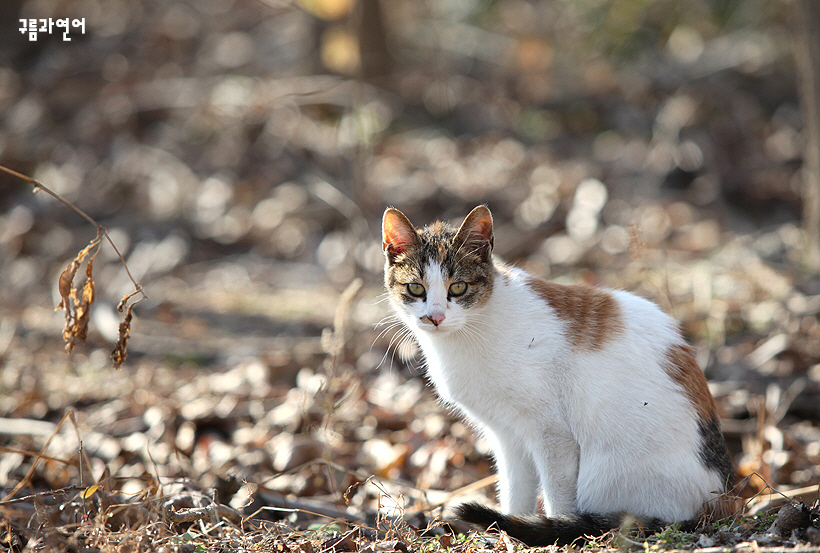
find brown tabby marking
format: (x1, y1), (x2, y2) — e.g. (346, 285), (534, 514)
(526, 278), (624, 351)
(662, 343), (717, 422)
(664, 344), (736, 503)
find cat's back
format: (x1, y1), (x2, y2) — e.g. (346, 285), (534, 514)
(497, 267), (700, 413)
(497, 265), (681, 355)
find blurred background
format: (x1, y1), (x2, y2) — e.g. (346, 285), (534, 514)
(0, 0), (818, 532)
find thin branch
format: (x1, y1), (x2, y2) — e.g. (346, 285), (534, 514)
(0, 163), (146, 301)
(1, 410), (75, 502)
(0, 446), (74, 465)
(1, 163), (146, 367)
(0, 485), (85, 506)
(163, 502), (243, 525)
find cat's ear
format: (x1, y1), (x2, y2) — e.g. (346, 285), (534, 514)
(456, 205), (494, 260)
(383, 208), (418, 260)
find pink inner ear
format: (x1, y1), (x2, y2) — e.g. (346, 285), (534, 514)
(383, 212), (415, 254)
(471, 216), (492, 241)
(465, 211), (493, 245)
(383, 234), (411, 254)
(455, 207), (494, 257)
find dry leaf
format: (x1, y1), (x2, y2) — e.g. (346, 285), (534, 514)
(57, 259), (79, 312)
(111, 302), (133, 370)
(111, 286), (144, 369)
(74, 258), (96, 344)
(57, 233), (101, 353)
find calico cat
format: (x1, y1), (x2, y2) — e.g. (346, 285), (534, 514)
(381, 205), (735, 546)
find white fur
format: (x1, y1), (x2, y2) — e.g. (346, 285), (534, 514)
(390, 262), (724, 521)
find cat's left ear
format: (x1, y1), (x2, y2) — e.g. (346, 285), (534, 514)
(456, 205), (494, 260)
(383, 207), (418, 261)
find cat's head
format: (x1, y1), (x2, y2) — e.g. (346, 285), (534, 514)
(382, 205), (495, 334)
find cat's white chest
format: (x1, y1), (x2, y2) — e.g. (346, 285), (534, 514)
(412, 280), (569, 432)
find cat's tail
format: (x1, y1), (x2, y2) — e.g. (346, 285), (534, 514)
(454, 502), (665, 546)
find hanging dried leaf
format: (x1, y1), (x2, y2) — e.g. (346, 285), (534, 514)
(73, 257), (96, 345)
(2, 165), (147, 366)
(111, 300), (134, 370)
(116, 287), (143, 313)
(57, 259), (79, 312)
(57, 233), (102, 353)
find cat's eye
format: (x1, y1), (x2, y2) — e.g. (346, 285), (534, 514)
(407, 283), (426, 297)
(449, 282), (468, 296)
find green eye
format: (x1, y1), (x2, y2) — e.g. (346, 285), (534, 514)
(449, 282), (467, 296)
(407, 283), (426, 297)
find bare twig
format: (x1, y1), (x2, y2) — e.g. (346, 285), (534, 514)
(0, 165), (140, 287)
(164, 503), (243, 525)
(1, 410), (75, 502)
(0, 446), (73, 466)
(0, 485), (86, 506)
(0, 163), (146, 367)
(256, 490), (367, 525)
(747, 484), (820, 515)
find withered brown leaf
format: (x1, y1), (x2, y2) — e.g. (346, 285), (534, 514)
(57, 259), (79, 312)
(57, 233), (101, 353)
(2, 164), (147, 368)
(111, 301), (133, 370)
(74, 257), (96, 344)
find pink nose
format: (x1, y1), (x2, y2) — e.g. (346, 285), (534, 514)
(429, 313), (445, 326)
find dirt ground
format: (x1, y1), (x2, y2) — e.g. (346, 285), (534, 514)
(0, 0), (819, 551)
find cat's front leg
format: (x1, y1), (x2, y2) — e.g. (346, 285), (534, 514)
(487, 431), (539, 514)
(532, 432), (580, 517)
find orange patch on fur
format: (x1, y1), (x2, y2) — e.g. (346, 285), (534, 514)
(527, 279), (624, 351)
(663, 343), (718, 422)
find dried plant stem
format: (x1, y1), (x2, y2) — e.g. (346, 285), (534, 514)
(0, 163), (146, 367)
(0, 446), (73, 466)
(1, 410), (76, 502)
(164, 503), (243, 525)
(0, 485), (85, 506)
(0, 164), (144, 297)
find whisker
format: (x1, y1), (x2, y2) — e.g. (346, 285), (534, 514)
(377, 330), (402, 370)
(377, 335), (398, 371)
(376, 325), (409, 371)
(374, 313), (401, 329)
(373, 292), (392, 306)
(387, 328), (418, 371)
(457, 318), (492, 351)
(371, 322), (405, 353)
(373, 320), (402, 338)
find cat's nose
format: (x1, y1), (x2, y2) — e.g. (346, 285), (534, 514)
(429, 313), (445, 326)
